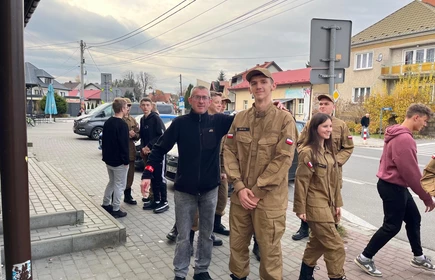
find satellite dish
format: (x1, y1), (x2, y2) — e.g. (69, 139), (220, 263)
(376, 53), (383, 62)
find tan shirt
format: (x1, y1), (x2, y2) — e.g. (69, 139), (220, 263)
(421, 157), (435, 196)
(223, 104), (298, 210)
(123, 115), (140, 161)
(293, 146), (342, 223)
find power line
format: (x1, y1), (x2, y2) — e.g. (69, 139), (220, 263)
(25, 41), (78, 49)
(86, 48), (101, 73)
(90, 0), (230, 59)
(58, 48), (79, 67)
(87, 0), (195, 47)
(53, 65), (79, 80)
(152, 54), (310, 60)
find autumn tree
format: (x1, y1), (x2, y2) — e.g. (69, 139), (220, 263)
(184, 84), (194, 110)
(363, 74), (435, 134)
(137, 71), (155, 97)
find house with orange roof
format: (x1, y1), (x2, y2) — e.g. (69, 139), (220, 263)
(337, 0), (435, 103)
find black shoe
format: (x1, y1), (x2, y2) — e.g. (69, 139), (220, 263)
(174, 277), (185, 280)
(153, 201), (169, 213)
(111, 209), (127, 218)
(193, 272), (212, 280)
(101, 204), (113, 213)
(123, 189), (137, 205)
(142, 197), (150, 203)
(213, 224), (230, 236)
(230, 274), (247, 280)
(167, 225), (178, 241)
(211, 233), (223, 246)
(299, 262), (315, 280)
(143, 201), (159, 210)
(253, 242), (261, 261)
(292, 229), (309, 240)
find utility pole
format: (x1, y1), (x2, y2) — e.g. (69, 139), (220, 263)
(180, 74), (185, 115)
(1, 0), (33, 278)
(80, 40), (85, 114)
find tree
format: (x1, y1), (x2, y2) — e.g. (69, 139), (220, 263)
(363, 74), (435, 134)
(124, 90), (134, 101)
(39, 92), (68, 115)
(184, 84), (194, 110)
(217, 70), (226, 81)
(137, 71), (155, 97)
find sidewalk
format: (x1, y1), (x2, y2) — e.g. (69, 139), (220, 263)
(17, 123), (435, 279)
(352, 135), (384, 148)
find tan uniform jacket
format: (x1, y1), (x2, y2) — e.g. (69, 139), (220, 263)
(421, 157), (435, 196)
(123, 115), (140, 161)
(297, 116), (354, 166)
(223, 104), (298, 210)
(293, 146), (342, 223)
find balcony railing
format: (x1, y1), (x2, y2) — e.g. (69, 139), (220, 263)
(381, 61), (435, 76)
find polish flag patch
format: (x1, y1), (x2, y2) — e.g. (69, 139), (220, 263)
(347, 136), (353, 139)
(432, 155), (435, 159)
(227, 134), (234, 139)
(286, 138), (294, 145)
(307, 162), (313, 168)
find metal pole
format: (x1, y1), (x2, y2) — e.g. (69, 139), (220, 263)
(328, 26), (337, 96)
(180, 74), (185, 115)
(0, 0), (33, 279)
(379, 108), (383, 139)
(80, 40), (85, 113)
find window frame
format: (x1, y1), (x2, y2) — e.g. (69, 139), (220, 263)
(354, 52), (374, 70)
(352, 87), (371, 103)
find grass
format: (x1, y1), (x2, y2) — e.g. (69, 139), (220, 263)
(337, 224), (347, 238)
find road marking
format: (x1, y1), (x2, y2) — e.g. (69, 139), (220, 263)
(417, 143), (435, 147)
(342, 178), (365, 185)
(352, 154), (426, 168)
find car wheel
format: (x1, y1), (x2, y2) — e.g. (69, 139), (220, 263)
(90, 127), (103, 140)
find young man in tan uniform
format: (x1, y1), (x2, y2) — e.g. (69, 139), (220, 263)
(224, 68), (297, 280)
(123, 98), (140, 205)
(292, 94), (354, 240)
(421, 156), (435, 196)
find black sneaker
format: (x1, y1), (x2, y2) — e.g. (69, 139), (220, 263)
(142, 197), (150, 203)
(193, 272), (212, 280)
(154, 201), (169, 213)
(143, 201), (159, 210)
(111, 209), (127, 218)
(211, 233), (223, 246)
(101, 204), (113, 213)
(174, 277), (186, 280)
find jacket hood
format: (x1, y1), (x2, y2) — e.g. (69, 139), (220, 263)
(384, 124), (412, 143)
(145, 111), (159, 120)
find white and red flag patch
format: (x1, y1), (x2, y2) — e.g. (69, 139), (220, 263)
(347, 135), (353, 139)
(285, 138), (294, 145)
(227, 134), (234, 139)
(307, 162), (313, 168)
(432, 155), (435, 159)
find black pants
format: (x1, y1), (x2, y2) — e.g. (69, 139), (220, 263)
(363, 179), (422, 258)
(151, 159), (168, 202)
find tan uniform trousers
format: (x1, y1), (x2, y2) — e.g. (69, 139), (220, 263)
(304, 222), (345, 279)
(126, 161), (135, 190)
(229, 203), (286, 280)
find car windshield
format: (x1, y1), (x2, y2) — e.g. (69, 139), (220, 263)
(87, 103), (110, 116)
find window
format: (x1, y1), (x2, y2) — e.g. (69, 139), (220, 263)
(355, 52), (373, 70)
(243, 100), (248, 110)
(404, 47), (435, 64)
(297, 99), (304, 114)
(427, 48), (435, 62)
(353, 87), (371, 103)
(34, 90), (39, 95)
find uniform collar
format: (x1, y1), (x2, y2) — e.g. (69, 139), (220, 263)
(252, 102), (273, 118)
(189, 110), (208, 120)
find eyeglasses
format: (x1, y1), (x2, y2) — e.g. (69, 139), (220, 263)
(192, 95), (210, 101)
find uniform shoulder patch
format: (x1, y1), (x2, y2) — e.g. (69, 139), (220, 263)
(227, 134), (234, 139)
(347, 136), (353, 139)
(286, 138), (294, 145)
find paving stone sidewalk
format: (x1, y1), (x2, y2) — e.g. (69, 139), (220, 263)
(20, 123), (435, 279)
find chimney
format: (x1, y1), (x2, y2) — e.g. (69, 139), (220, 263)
(422, 0), (435, 6)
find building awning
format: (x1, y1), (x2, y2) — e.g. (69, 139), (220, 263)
(273, 98), (295, 103)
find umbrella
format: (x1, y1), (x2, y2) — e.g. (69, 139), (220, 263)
(44, 83), (57, 122)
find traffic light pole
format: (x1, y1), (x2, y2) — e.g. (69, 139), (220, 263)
(0, 0), (33, 279)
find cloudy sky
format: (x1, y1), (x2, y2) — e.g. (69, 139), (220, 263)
(25, 0), (412, 93)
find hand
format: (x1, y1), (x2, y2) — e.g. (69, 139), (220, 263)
(129, 130), (136, 138)
(237, 188), (258, 210)
(336, 207), (341, 221)
(273, 101), (289, 112)
(140, 179), (151, 197)
(297, 213), (306, 222)
(142, 147), (151, 155)
(220, 173), (227, 180)
(425, 199), (435, 213)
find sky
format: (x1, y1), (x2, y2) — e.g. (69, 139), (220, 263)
(24, 0), (413, 93)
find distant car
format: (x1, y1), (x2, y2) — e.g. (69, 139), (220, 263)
(164, 120), (306, 182)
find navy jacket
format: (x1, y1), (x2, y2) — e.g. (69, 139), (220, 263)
(140, 112), (166, 149)
(142, 110), (233, 195)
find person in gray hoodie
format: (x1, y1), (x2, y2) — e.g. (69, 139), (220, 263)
(354, 103), (435, 278)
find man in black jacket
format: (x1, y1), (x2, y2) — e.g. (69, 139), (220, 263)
(141, 86), (234, 280)
(139, 97), (169, 213)
(361, 113), (370, 138)
(101, 98), (130, 218)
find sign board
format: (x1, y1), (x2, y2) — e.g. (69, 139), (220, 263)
(179, 96), (184, 102)
(310, 18), (352, 69)
(179, 101), (185, 109)
(310, 68), (345, 85)
(382, 107), (392, 111)
(101, 73), (113, 103)
(333, 89), (340, 101)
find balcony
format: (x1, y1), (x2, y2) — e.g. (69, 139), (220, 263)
(380, 61), (435, 79)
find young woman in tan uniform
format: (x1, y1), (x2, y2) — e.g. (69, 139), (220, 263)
(293, 113), (346, 280)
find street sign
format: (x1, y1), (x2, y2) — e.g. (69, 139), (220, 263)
(382, 107), (392, 111)
(310, 68), (345, 85)
(310, 18), (352, 69)
(179, 96), (184, 102)
(179, 101), (185, 109)
(333, 89), (340, 101)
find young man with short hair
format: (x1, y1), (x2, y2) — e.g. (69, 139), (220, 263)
(139, 97), (169, 213)
(101, 98), (130, 218)
(355, 103), (435, 277)
(224, 68), (297, 280)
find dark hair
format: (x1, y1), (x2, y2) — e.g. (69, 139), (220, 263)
(140, 97), (152, 104)
(406, 103), (432, 119)
(303, 113), (334, 164)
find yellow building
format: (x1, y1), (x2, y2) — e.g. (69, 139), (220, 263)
(337, 0), (435, 103)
